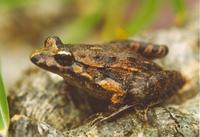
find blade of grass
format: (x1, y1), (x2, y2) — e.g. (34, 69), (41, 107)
(125, 0), (159, 36)
(0, 69), (9, 137)
(170, 0), (187, 26)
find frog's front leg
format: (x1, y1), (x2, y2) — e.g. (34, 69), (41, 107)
(90, 102), (159, 126)
(108, 40), (169, 60)
(90, 104), (135, 126)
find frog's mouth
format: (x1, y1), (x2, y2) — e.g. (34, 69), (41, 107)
(30, 52), (74, 76)
(30, 53), (60, 73)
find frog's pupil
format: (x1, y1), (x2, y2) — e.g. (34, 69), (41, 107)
(54, 53), (74, 66)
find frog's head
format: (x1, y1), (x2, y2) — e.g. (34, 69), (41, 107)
(30, 36), (75, 74)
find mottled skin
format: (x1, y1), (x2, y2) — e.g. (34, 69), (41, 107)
(30, 36), (185, 110)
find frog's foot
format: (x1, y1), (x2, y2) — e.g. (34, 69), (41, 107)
(134, 102), (158, 122)
(131, 41), (169, 60)
(90, 104), (135, 126)
(89, 113), (105, 126)
(134, 106), (149, 122)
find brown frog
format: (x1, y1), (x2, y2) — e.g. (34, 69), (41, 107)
(30, 36), (185, 112)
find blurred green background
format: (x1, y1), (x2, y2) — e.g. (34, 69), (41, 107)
(0, 0), (197, 87)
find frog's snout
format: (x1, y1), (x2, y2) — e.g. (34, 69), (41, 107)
(30, 48), (48, 65)
(30, 54), (41, 64)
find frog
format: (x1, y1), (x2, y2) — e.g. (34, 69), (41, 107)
(30, 36), (185, 119)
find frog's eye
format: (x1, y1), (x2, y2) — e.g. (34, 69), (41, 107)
(54, 51), (74, 66)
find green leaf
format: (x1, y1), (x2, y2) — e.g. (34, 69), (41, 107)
(0, 70), (9, 137)
(126, 0), (159, 35)
(170, 0), (187, 26)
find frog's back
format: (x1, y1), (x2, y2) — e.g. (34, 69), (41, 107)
(68, 43), (162, 72)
